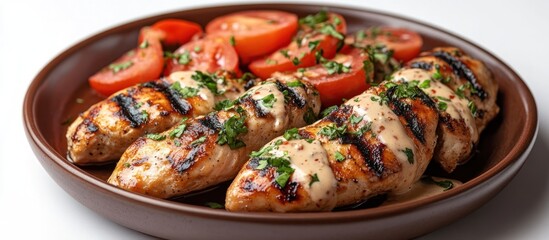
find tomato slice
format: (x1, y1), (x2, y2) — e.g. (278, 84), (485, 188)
(276, 48), (371, 107)
(346, 27), (423, 62)
(89, 27), (164, 96)
(206, 10), (298, 63)
(249, 12), (347, 79)
(150, 19), (203, 47)
(163, 36), (239, 76)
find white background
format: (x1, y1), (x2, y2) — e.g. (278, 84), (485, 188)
(1, 0), (548, 239)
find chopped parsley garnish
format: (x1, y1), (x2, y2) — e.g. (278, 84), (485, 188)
(177, 50), (192, 65)
(323, 61), (351, 75)
(422, 177), (454, 191)
(356, 30), (366, 41)
(390, 82), (422, 100)
(350, 114), (364, 125)
(319, 105), (338, 118)
(139, 40), (149, 49)
(265, 58), (278, 65)
(353, 121), (372, 136)
(229, 35), (236, 46)
(363, 60), (374, 83)
(309, 173), (320, 187)
(319, 124), (347, 140)
(252, 146), (295, 188)
(334, 151), (346, 162)
(287, 80), (304, 87)
(438, 101), (448, 111)
(260, 94), (277, 108)
(468, 100), (477, 116)
(146, 133), (165, 141)
(204, 202), (224, 209)
(401, 148), (414, 164)
(437, 96), (451, 102)
(308, 40), (320, 50)
(303, 107), (317, 124)
(292, 56), (301, 66)
(170, 82), (199, 98)
(279, 49), (290, 58)
(124, 162), (131, 168)
(276, 172), (292, 188)
(174, 139), (182, 147)
(299, 10), (329, 27)
(192, 71), (222, 95)
(283, 128), (300, 140)
(319, 24), (344, 40)
(217, 111), (248, 149)
(140, 110), (149, 122)
(108, 61), (133, 73)
(193, 46), (201, 52)
(190, 136), (207, 146)
(169, 119), (188, 138)
(419, 80), (431, 89)
(214, 99), (235, 111)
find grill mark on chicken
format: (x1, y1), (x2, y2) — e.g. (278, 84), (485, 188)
(431, 51), (487, 99)
(239, 96), (270, 118)
(341, 134), (385, 177)
(275, 80), (306, 108)
(141, 81), (192, 115)
(326, 105), (352, 126)
(84, 118), (98, 132)
(170, 145), (204, 173)
(199, 114), (223, 131)
(112, 94), (145, 128)
(277, 181), (299, 203)
(408, 61), (433, 71)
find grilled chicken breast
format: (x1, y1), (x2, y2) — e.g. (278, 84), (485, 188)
(66, 71), (244, 165)
(406, 47), (498, 171)
(107, 77), (321, 198)
(226, 47), (499, 212)
(226, 82), (439, 212)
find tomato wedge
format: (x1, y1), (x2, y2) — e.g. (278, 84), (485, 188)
(275, 48), (371, 107)
(149, 19), (203, 47)
(89, 27), (164, 96)
(206, 10), (298, 63)
(346, 27), (423, 62)
(163, 36), (239, 76)
(249, 11), (347, 79)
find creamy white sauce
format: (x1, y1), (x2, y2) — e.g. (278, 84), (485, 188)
(346, 94), (417, 194)
(392, 69), (479, 142)
(168, 71), (215, 108)
(382, 177), (463, 205)
(273, 138), (337, 207)
(248, 83), (288, 131)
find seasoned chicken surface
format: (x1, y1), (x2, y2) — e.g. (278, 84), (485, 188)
(107, 77), (321, 198)
(226, 83), (439, 212)
(406, 47), (499, 171)
(226, 47), (499, 212)
(66, 71), (244, 165)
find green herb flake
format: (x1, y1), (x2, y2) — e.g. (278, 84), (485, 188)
(287, 80), (304, 88)
(279, 49), (290, 58)
(334, 151), (345, 162)
(319, 124), (347, 140)
(140, 110), (149, 122)
(265, 58), (278, 65)
(303, 107), (317, 124)
(419, 80), (431, 89)
(319, 105), (338, 118)
(276, 172), (292, 188)
(260, 94), (277, 108)
(174, 139), (182, 147)
(108, 61), (133, 73)
(319, 24), (344, 40)
(178, 50), (192, 65)
(169, 119), (188, 139)
(214, 99), (235, 111)
(299, 10), (329, 27)
(438, 101), (448, 111)
(292, 56), (301, 66)
(401, 148), (414, 164)
(146, 133), (166, 141)
(423, 177), (454, 191)
(309, 173), (320, 187)
(204, 202), (224, 209)
(308, 40), (320, 50)
(350, 114), (364, 125)
(468, 100), (477, 116)
(217, 112), (248, 149)
(323, 61), (350, 75)
(356, 30), (366, 41)
(190, 136), (207, 146)
(353, 121), (372, 136)
(193, 46), (201, 52)
(283, 128), (300, 141)
(124, 162), (131, 168)
(139, 40), (149, 49)
(229, 36), (236, 46)
(192, 71), (221, 95)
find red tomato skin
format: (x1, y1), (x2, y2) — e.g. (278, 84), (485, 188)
(89, 27), (164, 96)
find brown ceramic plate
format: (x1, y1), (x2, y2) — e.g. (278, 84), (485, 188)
(23, 3), (537, 239)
